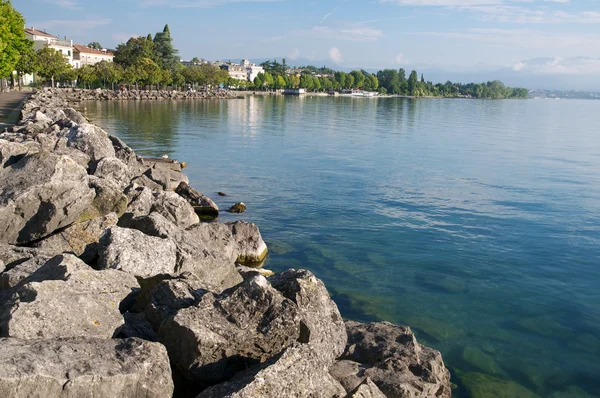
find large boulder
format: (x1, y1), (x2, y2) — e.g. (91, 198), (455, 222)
(0, 254), (139, 339)
(0, 253), (53, 291)
(175, 181), (219, 217)
(151, 191), (200, 229)
(66, 123), (115, 168)
(0, 152), (95, 245)
(159, 275), (301, 384)
(34, 213), (118, 262)
(0, 245), (49, 274)
(144, 163), (189, 191)
(97, 226), (178, 279)
(124, 213), (242, 291)
(93, 156), (132, 188)
(109, 135), (145, 176)
(330, 321), (452, 398)
(0, 337), (174, 398)
(0, 141), (31, 168)
(123, 184), (154, 218)
(226, 221), (268, 266)
(349, 378), (387, 398)
(269, 269), (347, 363)
(197, 344), (347, 398)
(79, 176), (128, 222)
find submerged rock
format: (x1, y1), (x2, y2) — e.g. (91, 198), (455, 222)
(0, 337), (174, 398)
(227, 201), (247, 213)
(458, 372), (541, 398)
(0, 152), (95, 245)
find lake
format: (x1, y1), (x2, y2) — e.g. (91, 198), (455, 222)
(87, 95), (600, 398)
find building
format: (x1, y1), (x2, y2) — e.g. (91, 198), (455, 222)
(25, 27), (74, 66)
(72, 44), (114, 68)
(220, 60), (264, 82)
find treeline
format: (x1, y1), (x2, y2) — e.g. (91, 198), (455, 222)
(253, 60), (528, 99)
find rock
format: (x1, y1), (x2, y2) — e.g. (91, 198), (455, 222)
(98, 226), (178, 279)
(109, 135), (145, 177)
(66, 123), (115, 167)
(93, 156), (132, 188)
(217, 191), (227, 196)
(349, 378), (387, 398)
(131, 173), (164, 191)
(115, 311), (159, 342)
(330, 321), (452, 398)
(151, 191), (200, 229)
(226, 221), (268, 266)
(0, 245), (49, 273)
(145, 163), (189, 191)
(122, 213), (243, 291)
(78, 176), (128, 223)
(0, 141), (30, 168)
(34, 213), (118, 262)
(175, 181), (219, 217)
(123, 184), (155, 218)
(0, 254), (139, 339)
(159, 275), (301, 384)
(236, 265), (275, 279)
(141, 157), (182, 172)
(0, 152), (95, 245)
(458, 372), (541, 398)
(142, 274), (210, 331)
(63, 106), (88, 124)
(197, 344), (347, 398)
(227, 202), (246, 213)
(0, 253), (53, 291)
(0, 337), (174, 398)
(269, 269), (347, 362)
(52, 136), (92, 169)
(462, 345), (504, 376)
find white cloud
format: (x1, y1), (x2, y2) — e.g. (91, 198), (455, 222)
(329, 47), (343, 63)
(288, 48), (300, 60)
(512, 61), (526, 71)
(312, 26), (383, 42)
(518, 57), (600, 75)
(394, 53), (406, 64)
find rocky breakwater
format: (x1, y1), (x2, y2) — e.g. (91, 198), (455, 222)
(0, 88), (452, 398)
(63, 87), (238, 101)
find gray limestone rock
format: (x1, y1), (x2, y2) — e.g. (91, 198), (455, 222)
(109, 135), (143, 175)
(82, 176), (128, 221)
(197, 344), (347, 398)
(145, 163), (189, 191)
(269, 269), (347, 363)
(348, 378), (387, 398)
(62, 107), (88, 124)
(0, 337), (174, 398)
(227, 202), (247, 214)
(131, 174), (164, 191)
(0, 254), (139, 339)
(34, 213), (118, 262)
(0, 152), (95, 245)
(151, 191), (200, 229)
(0, 254), (53, 291)
(226, 221), (268, 266)
(66, 123), (116, 167)
(175, 181), (219, 217)
(0, 141), (31, 168)
(93, 156), (132, 188)
(330, 321), (452, 398)
(124, 184), (155, 218)
(98, 226), (178, 279)
(159, 275), (301, 384)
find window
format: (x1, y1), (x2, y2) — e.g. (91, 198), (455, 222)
(68, 50), (71, 56)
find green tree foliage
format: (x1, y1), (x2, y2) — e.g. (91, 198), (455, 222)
(408, 70), (418, 96)
(350, 70), (365, 89)
(14, 40), (38, 89)
(36, 47), (71, 87)
(113, 36), (155, 68)
(153, 24), (179, 70)
(77, 64), (96, 89)
(87, 42), (103, 50)
(0, 0), (27, 79)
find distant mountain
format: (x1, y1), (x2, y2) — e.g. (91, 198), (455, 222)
(222, 56), (600, 91)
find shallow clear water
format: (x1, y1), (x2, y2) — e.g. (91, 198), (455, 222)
(87, 96), (600, 397)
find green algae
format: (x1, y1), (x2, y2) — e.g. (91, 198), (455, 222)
(516, 315), (573, 339)
(267, 240), (296, 255)
(462, 346), (504, 376)
(406, 316), (465, 341)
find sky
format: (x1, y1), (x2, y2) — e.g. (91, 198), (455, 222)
(15, 0), (600, 88)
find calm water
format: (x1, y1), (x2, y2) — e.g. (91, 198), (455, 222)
(87, 96), (600, 398)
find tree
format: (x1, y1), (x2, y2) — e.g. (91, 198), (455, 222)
(350, 70), (365, 89)
(77, 64), (96, 89)
(113, 36), (155, 68)
(334, 71), (346, 89)
(87, 42), (103, 50)
(408, 70), (418, 96)
(104, 62), (123, 90)
(0, 0), (27, 87)
(421, 73), (425, 83)
(274, 75), (286, 90)
(191, 57), (199, 63)
(36, 47), (71, 87)
(14, 41), (38, 89)
(253, 75), (263, 90)
(139, 57), (162, 89)
(153, 24), (179, 70)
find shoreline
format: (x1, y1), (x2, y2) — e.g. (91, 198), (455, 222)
(0, 88), (452, 397)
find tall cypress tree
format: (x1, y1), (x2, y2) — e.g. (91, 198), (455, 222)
(153, 24), (179, 70)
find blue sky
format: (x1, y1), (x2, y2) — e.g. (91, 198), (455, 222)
(15, 0), (600, 82)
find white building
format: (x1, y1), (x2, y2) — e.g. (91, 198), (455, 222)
(73, 44), (114, 68)
(25, 27), (74, 66)
(221, 59), (264, 82)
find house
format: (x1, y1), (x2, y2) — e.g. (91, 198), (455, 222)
(25, 27), (74, 66)
(72, 44), (114, 68)
(220, 63), (248, 81)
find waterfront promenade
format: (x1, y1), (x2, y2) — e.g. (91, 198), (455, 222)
(0, 90), (31, 130)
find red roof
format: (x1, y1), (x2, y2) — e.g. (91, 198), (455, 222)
(25, 28), (57, 39)
(73, 44), (113, 56)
